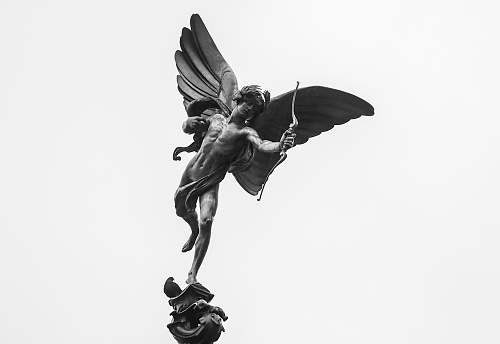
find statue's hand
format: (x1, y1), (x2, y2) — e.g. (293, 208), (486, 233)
(280, 130), (296, 151)
(187, 116), (206, 129)
(183, 116), (206, 133)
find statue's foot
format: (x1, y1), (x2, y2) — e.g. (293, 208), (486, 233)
(181, 232), (198, 252)
(186, 273), (197, 285)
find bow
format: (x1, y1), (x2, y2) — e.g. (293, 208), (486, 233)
(257, 81), (300, 201)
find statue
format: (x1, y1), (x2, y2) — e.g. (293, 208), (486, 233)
(172, 14), (374, 285)
(164, 277), (227, 344)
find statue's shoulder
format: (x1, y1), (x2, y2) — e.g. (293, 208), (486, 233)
(244, 123), (256, 130)
(240, 125), (257, 136)
(211, 113), (226, 122)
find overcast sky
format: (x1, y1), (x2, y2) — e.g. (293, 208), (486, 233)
(1, 1), (499, 343)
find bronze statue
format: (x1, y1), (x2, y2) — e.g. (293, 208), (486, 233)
(173, 14), (374, 285)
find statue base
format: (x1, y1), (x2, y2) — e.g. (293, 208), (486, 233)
(165, 279), (227, 344)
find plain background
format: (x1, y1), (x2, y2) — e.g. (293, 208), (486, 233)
(1, 0), (499, 343)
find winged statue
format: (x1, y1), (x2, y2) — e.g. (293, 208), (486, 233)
(172, 14), (374, 284)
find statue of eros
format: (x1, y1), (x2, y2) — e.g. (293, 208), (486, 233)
(172, 14), (374, 284)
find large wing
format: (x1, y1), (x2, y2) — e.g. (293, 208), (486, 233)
(233, 86), (374, 196)
(175, 14), (238, 114)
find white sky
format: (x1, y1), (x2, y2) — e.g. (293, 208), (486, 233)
(1, 1), (499, 343)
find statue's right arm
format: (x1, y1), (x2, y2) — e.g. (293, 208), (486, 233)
(182, 116), (209, 134)
(245, 128), (282, 153)
(245, 127), (295, 153)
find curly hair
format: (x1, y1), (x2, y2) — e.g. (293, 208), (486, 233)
(232, 85), (270, 115)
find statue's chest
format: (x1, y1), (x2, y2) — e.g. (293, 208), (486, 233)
(205, 115), (243, 152)
(207, 114), (228, 136)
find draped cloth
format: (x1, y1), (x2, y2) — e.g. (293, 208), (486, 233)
(174, 165), (228, 217)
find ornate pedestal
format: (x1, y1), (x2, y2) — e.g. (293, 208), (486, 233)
(165, 280), (227, 344)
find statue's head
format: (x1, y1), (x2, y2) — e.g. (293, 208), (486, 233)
(233, 85), (270, 121)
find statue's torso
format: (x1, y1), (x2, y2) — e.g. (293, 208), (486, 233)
(188, 114), (247, 179)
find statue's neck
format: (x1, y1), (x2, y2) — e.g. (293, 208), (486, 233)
(228, 111), (246, 126)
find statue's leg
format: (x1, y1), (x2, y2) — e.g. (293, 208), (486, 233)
(186, 184), (219, 284)
(180, 211), (199, 253)
(175, 172), (199, 253)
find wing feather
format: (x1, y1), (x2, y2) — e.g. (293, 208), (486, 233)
(177, 75), (202, 101)
(175, 14), (238, 112)
(178, 87), (193, 102)
(190, 15), (229, 82)
(175, 51), (217, 98)
(189, 14), (238, 108)
(179, 28), (219, 94)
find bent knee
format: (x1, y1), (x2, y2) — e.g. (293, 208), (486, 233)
(199, 216), (214, 229)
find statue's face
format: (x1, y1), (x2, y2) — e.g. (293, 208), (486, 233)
(236, 100), (257, 119)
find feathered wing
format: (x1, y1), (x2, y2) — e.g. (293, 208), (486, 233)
(233, 86), (374, 196)
(173, 14), (239, 160)
(175, 14), (238, 115)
